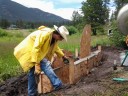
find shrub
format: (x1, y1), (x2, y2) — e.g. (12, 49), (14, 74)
(109, 20), (127, 48)
(28, 29), (36, 32)
(67, 26), (79, 35)
(14, 32), (24, 37)
(0, 28), (8, 37)
(97, 26), (105, 35)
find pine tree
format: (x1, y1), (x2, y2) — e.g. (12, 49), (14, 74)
(0, 19), (10, 29)
(72, 11), (83, 26)
(81, 0), (109, 35)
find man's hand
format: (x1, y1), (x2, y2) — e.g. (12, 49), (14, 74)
(35, 63), (41, 74)
(62, 55), (69, 64)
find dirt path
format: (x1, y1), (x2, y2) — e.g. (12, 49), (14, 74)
(1, 46), (128, 96)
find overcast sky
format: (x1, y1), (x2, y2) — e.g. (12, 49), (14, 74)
(11, 0), (83, 20)
(11, 0), (116, 20)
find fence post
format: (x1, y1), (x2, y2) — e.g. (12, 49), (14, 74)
(69, 58), (75, 84)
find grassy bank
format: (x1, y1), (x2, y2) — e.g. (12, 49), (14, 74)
(0, 37), (23, 82)
(0, 29), (112, 82)
(0, 29), (27, 82)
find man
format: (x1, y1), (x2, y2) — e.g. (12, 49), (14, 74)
(14, 25), (69, 96)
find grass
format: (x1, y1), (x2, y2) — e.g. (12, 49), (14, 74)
(59, 33), (81, 53)
(0, 29), (112, 82)
(0, 39), (23, 82)
(0, 29), (28, 82)
(59, 34), (112, 53)
(91, 35), (112, 47)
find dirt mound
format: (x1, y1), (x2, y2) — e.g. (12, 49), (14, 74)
(0, 46), (128, 96)
(0, 74), (28, 96)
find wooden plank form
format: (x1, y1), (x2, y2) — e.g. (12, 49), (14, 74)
(38, 72), (53, 94)
(38, 25), (103, 94)
(38, 48), (102, 93)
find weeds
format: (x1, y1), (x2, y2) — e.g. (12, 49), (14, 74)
(0, 40), (23, 82)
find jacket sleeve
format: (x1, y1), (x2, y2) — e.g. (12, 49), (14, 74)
(31, 32), (47, 63)
(55, 46), (64, 58)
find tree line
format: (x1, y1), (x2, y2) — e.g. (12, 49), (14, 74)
(0, 19), (71, 29)
(0, 0), (128, 36)
(72, 0), (128, 35)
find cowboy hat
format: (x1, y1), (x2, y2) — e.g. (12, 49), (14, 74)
(54, 25), (69, 41)
(117, 4), (128, 35)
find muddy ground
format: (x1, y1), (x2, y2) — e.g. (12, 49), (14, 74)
(1, 46), (128, 96)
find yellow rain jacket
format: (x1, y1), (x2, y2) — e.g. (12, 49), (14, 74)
(14, 26), (64, 72)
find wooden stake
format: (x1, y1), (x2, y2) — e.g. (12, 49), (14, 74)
(98, 46), (101, 51)
(69, 58), (75, 84)
(75, 48), (78, 58)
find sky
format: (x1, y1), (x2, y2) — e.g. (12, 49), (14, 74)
(11, 0), (116, 20)
(11, 0), (84, 20)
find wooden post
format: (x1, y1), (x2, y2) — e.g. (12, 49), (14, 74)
(38, 74), (42, 93)
(75, 48), (78, 58)
(38, 73), (53, 94)
(98, 46), (101, 51)
(69, 58), (75, 84)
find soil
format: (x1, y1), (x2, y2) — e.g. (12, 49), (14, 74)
(1, 46), (128, 96)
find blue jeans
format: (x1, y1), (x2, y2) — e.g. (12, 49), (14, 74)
(28, 58), (62, 96)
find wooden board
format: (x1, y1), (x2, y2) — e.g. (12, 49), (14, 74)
(38, 65), (70, 93)
(80, 25), (91, 58)
(87, 57), (94, 72)
(38, 48), (102, 94)
(69, 59), (75, 84)
(73, 61), (88, 83)
(52, 50), (73, 69)
(38, 73), (53, 94)
(55, 65), (70, 84)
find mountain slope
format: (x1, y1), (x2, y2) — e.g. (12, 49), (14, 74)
(0, 0), (69, 22)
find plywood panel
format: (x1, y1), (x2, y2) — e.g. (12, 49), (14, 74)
(74, 63), (81, 83)
(96, 52), (102, 66)
(52, 50), (73, 69)
(73, 61), (88, 83)
(81, 61), (88, 76)
(38, 73), (53, 94)
(38, 65), (70, 94)
(55, 65), (69, 84)
(52, 57), (64, 69)
(38, 48), (103, 94)
(87, 57), (94, 72)
(80, 25), (91, 58)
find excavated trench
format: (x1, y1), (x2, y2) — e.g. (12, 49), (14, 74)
(0, 46), (127, 96)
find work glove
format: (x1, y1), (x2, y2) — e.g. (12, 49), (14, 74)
(35, 63), (41, 74)
(62, 55), (69, 64)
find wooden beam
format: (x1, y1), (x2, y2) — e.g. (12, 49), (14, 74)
(55, 65), (70, 84)
(69, 58), (75, 84)
(38, 73), (53, 94)
(80, 25), (91, 58)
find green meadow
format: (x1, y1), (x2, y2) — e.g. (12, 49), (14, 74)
(0, 29), (111, 82)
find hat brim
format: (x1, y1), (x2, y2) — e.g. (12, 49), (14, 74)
(54, 25), (67, 41)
